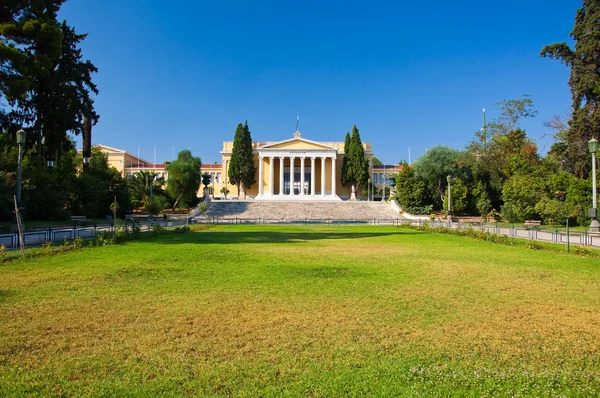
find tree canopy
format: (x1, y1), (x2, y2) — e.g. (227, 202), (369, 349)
(343, 125), (368, 199)
(541, 0), (600, 177)
(228, 121), (256, 199)
(413, 146), (461, 206)
(1, 1), (98, 166)
(166, 150), (201, 209)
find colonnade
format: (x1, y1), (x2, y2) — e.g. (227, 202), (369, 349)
(257, 155), (337, 197)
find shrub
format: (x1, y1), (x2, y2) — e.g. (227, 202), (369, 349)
(151, 223), (167, 235)
(574, 245), (591, 257)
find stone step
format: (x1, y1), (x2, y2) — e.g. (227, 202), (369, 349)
(197, 200), (401, 220)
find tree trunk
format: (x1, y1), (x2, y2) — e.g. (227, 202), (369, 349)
(350, 184), (357, 200)
(82, 116), (92, 171)
(172, 194), (181, 211)
(239, 183), (246, 200)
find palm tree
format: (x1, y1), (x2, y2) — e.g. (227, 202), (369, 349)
(127, 170), (164, 209)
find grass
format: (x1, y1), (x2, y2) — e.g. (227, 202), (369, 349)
(1, 225), (599, 396)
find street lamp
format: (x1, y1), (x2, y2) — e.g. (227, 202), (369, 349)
(11, 128), (26, 232)
(148, 173), (158, 223)
(588, 138), (599, 233)
(368, 160), (373, 201)
(446, 174), (452, 225)
(15, 128), (26, 207)
(382, 164), (387, 202)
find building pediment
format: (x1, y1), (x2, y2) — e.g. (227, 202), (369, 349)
(258, 137), (338, 151)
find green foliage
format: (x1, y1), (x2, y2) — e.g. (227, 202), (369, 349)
(166, 150), (201, 209)
(228, 121), (256, 199)
(344, 125), (369, 197)
(473, 181), (492, 217)
(404, 205), (433, 215)
(413, 146), (461, 207)
(370, 156), (383, 166)
(541, 1), (600, 177)
(197, 203), (209, 214)
(443, 178), (468, 214)
(341, 132), (351, 187)
(486, 95), (538, 136)
(501, 175), (545, 222)
(0, 2), (98, 164)
(71, 147), (131, 219)
(535, 197), (567, 226)
(128, 170), (165, 209)
(395, 164), (427, 210)
(565, 176), (592, 225)
(144, 195), (167, 215)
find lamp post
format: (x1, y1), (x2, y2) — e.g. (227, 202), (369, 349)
(148, 173), (157, 224)
(447, 174), (452, 226)
(368, 160), (373, 201)
(382, 164), (386, 202)
(11, 128), (26, 232)
(589, 138), (600, 233)
(15, 129), (26, 207)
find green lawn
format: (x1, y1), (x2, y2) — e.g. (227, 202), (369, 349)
(1, 225), (599, 396)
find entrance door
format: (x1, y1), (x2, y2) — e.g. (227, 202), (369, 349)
(284, 171), (311, 195)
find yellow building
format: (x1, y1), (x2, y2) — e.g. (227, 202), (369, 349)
(97, 130), (380, 200)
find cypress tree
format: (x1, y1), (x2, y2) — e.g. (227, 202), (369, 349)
(541, 0), (600, 177)
(228, 121), (256, 199)
(346, 125), (369, 200)
(341, 131), (351, 188)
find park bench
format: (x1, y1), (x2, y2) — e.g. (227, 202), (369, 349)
(524, 220), (542, 228)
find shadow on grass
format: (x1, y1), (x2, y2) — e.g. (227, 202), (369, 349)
(150, 230), (419, 245)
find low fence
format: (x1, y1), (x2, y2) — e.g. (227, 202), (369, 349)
(420, 219), (599, 248)
(195, 217), (600, 248)
(2, 216), (598, 250)
(0, 217), (190, 250)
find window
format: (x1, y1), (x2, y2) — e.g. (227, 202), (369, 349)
(216, 172), (222, 183)
(126, 172), (131, 178)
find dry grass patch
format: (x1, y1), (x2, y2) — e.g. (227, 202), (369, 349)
(1, 225), (599, 396)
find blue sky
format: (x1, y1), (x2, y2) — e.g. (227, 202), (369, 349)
(59, 0), (578, 165)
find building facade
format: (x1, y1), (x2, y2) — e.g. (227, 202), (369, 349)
(97, 131), (398, 201)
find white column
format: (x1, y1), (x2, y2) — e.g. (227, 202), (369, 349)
(321, 156), (326, 196)
(289, 156), (295, 196)
(258, 156), (264, 196)
(269, 156), (274, 196)
(279, 156), (284, 196)
(310, 157), (316, 196)
(300, 157), (305, 196)
(331, 156), (337, 197)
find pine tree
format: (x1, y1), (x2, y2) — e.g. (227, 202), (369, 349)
(341, 131), (351, 188)
(541, 0), (600, 177)
(0, 1), (98, 166)
(345, 125), (368, 200)
(228, 121), (256, 199)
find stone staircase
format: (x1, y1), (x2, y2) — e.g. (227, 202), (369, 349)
(194, 200), (403, 221)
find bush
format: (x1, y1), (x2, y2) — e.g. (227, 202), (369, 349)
(405, 205), (433, 215)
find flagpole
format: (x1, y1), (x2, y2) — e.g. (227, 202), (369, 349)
(483, 108), (487, 150)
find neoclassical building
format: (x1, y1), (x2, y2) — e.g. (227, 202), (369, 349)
(98, 131), (398, 200)
(221, 131), (373, 200)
